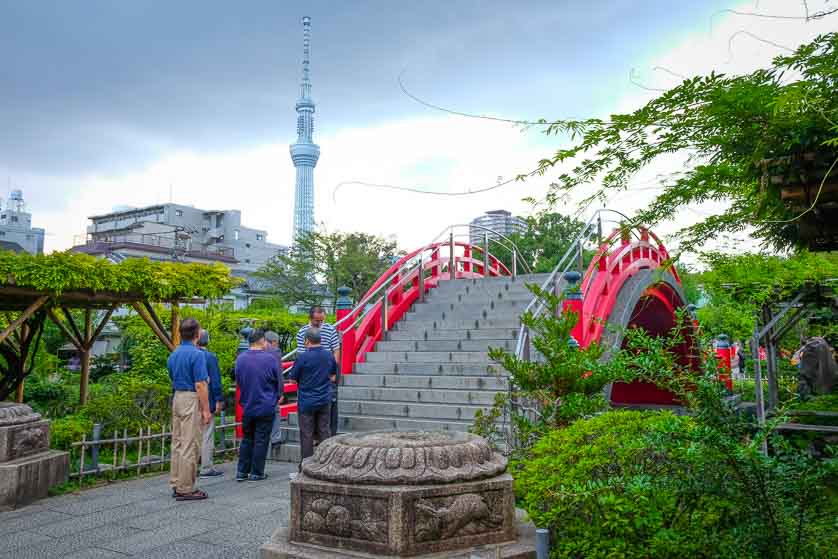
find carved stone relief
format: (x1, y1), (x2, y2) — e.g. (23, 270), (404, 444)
(298, 491), (388, 544)
(413, 490), (505, 543)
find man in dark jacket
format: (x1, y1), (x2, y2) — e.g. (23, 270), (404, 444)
(235, 329), (282, 481)
(198, 330), (224, 478)
(287, 328), (336, 467)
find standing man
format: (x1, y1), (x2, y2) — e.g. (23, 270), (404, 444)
(198, 330), (224, 478)
(265, 331), (286, 448)
(235, 329), (282, 482)
(296, 306), (340, 436)
(167, 318), (211, 501)
(288, 328), (336, 467)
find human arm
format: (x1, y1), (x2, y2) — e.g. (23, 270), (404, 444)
(194, 352), (211, 425)
(206, 353), (224, 412)
(196, 381), (211, 425)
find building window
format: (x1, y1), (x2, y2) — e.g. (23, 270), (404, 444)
(245, 259), (251, 264)
(245, 243), (251, 248)
(0, 215), (5, 220)
(175, 210), (183, 217)
(0, 231), (5, 236)
(10, 216), (17, 223)
(256, 234), (264, 241)
(234, 230), (240, 241)
(217, 235), (224, 243)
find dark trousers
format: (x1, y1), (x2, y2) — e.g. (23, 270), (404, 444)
(330, 396), (339, 436)
(237, 414), (273, 477)
(299, 403), (331, 463)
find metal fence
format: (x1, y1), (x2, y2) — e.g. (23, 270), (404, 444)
(70, 412), (241, 484)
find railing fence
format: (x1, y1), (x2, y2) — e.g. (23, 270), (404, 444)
(70, 411), (241, 485)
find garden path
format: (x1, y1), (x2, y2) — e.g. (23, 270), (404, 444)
(0, 460), (295, 559)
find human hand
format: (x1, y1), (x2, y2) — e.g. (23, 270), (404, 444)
(330, 374), (337, 383)
(202, 410), (212, 425)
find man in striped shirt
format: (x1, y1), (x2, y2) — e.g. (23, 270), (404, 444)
(296, 306), (340, 437)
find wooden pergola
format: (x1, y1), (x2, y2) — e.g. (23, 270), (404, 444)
(0, 285), (190, 404)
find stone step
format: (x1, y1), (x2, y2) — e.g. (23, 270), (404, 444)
(374, 339), (515, 352)
(365, 351), (492, 363)
(340, 386), (502, 406)
(395, 318), (520, 329)
(423, 290), (534, 302)
(387, 328), (519, 341)
(409, 300), (529, 315)
(289, 411), (475, 432)
(342, 373), (508, 391)
(354, 362), (502, 375)
(339, 399), (487, 421)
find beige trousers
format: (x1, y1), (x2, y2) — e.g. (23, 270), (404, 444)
(200, 416), (215, 472)
(170, 391), (202, 493)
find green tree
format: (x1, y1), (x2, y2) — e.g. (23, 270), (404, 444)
(492, 212), (586, 273)
(257, 230), (403, 306)
(533, 32), (838, 252)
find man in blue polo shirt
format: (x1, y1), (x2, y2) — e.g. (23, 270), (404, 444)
(167, 318), (211, 501)
(288, 328), (336, 467)
(235, 328), (283, 482)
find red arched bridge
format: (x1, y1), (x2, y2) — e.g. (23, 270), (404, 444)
(255, 209), (697, 439)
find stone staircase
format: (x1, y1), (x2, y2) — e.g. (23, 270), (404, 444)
(272, 274), (549, 462)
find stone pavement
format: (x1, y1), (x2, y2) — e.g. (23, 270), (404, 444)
(0, 460), (296, 559)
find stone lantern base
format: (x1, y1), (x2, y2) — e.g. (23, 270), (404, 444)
(260, 431), (536, 558)
(0, 402), (69, 511)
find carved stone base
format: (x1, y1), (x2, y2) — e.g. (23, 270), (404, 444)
(283, 472), (518, 557)
(261, 508), (536, 559)
(0, 449), (69, 510)
(0, 419), (50, 462)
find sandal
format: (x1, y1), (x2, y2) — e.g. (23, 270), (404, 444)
(175, 489), (208, 501)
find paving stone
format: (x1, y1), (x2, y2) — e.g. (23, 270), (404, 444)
(192, 511), (286, 548)
(38, 498), (179, 537)
(0, 509), (73, 536)
(96, 517), (221, 555)
(61, 547), (129, 559)
(11, 524), (143, 559)
(0, 529), (54, 554)
(134, 539), (245, 559)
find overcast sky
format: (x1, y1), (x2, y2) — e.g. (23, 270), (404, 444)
(1, 1), (834, 252)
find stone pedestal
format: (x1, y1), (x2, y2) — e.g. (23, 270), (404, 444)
(261, 431), (535, 559)
(0, 402), (69, 510)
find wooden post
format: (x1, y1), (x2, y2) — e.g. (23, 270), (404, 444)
(137, 427), (143, 476)
(79, 310), (93, 405)
(15, 379), (24, 403)
(160, 426), (165, 471)
(112, 430), (118, 481)
(171, 303), (181, 347)
(79, 434), (86, 488)
(121, 428), (128, 470)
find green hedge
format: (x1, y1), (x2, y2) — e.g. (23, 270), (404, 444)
(0, 250), (238, 299)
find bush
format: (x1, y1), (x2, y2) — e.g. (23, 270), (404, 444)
(50, 415), (93, 451)
(82, 373), (171, 434)
(514, 410), (738, 559)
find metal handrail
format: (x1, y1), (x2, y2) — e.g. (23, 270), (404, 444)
(328, 223), (531, 334)
(514, 209), (634, 359)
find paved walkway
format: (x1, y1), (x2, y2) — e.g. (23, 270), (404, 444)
(0, 460), (296, 559)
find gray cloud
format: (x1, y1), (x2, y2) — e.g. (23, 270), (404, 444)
(1, 0), (732, 179)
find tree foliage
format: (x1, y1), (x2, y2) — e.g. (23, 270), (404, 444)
(256, 230), (403, 306)
(492, 212), (586, 273)
(535, 33), (838, 252)
(0, 250), (238, 300)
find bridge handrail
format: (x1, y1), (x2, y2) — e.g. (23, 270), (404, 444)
(514, 208), (635, 359)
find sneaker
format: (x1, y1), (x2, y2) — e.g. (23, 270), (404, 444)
(248, 474), (268, 482)
(171, 487), (177, 498)
(288, 472), (298, 481)
(199, 469), (224, 478)
(235, 473), (248, 482)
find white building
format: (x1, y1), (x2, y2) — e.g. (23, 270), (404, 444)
(0, 190), (45, 254)
(469, 209), (526, 245)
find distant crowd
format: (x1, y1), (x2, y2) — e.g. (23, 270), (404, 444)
(166, 306), (339, 501)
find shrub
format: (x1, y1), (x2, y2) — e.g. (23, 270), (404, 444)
(514, 410), (739, 559)
(50, 415), (93, 451)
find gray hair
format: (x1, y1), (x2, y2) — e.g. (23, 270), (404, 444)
(305, 328), (321, 345)
(265, 330), (280, 344)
